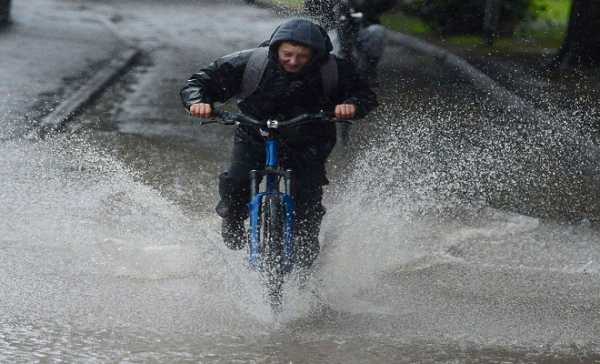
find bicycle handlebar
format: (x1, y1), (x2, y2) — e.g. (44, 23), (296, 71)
(195, 108), (351, 128)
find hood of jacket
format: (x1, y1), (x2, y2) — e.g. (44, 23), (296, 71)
(268, 18), (333, 64)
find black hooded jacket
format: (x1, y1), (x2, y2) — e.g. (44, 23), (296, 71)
(180, 18), (378, 147)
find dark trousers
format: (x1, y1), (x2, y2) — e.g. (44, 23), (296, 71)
(217, 128), (334, 268)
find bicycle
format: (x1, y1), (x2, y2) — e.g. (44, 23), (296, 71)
(197, 109), (350, 311)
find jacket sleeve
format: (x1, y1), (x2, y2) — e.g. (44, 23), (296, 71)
(335, 57), (379, 118)
(180, 49), (254, 109)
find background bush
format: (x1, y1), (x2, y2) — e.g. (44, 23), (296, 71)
(397, 0), (539, 35)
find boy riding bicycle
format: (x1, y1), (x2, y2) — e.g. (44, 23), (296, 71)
(180, 18), (377, 269)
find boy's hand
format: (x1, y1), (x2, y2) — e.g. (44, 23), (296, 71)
(189, 103), (212, 118)
(335, 104), (356, 119)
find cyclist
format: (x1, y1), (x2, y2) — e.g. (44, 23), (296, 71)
(180, 18), (377, 269)
(305, 0), (397, 85)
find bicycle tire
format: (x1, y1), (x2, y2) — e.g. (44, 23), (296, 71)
(259, 194), (285, 310)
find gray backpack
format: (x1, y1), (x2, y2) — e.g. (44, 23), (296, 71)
(238, 47), (338, 101)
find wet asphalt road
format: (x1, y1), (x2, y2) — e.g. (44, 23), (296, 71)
(2, 0), (600, 362)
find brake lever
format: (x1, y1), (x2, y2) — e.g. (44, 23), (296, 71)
(195, 119), (217, 126)
(213, 110), (237, 125)
(220, 119), (237, 126)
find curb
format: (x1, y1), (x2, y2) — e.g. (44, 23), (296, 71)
(39, 47), (139, 134)
(384, 31), (536, 117)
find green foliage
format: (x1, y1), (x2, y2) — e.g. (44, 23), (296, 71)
(512, 0), (569, 46)
(397, 0), (535, 35)
(380, 12), (431, 34)
(530, 0), (570, 24)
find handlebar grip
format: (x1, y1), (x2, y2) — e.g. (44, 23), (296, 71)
(318, 111), (352, 124)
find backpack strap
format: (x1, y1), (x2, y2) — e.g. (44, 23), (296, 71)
(239, 47), (269, 100)
(239, 47), (338, 101)
(320, 54), (338, 101)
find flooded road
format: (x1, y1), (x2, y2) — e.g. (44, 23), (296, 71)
(1, 0), (599, 362)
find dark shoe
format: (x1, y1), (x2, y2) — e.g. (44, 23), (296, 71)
(221, 216), (246, 250)
(294, 203), (325, 269)
(217, 171), (249, 250)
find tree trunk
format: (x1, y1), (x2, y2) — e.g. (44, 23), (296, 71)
(483, 0), (502, 46)
(555, 0), (600, 68)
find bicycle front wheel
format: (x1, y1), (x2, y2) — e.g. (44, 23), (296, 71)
(260, 194), (285, 310)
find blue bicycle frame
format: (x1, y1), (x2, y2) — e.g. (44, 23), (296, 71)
(247, 136), (295, 273)
(202, 109), (341, 278)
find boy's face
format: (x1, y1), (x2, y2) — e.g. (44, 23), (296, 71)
(277, 42), (313, 73)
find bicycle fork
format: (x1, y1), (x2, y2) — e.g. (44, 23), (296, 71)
(247, 138), (296, 273)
